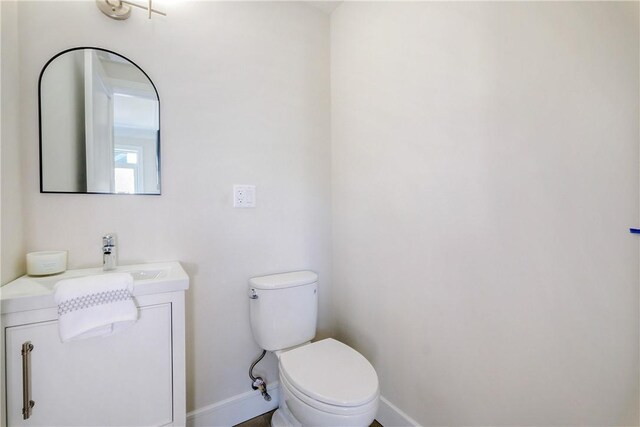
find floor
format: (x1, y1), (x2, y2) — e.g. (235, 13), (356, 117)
(234, 410), (383, 427)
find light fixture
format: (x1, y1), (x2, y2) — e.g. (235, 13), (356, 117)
(96, 0), (166, 20)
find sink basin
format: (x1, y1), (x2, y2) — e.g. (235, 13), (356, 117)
(129, 269), (163, 280)
(0, 261), (189, 314)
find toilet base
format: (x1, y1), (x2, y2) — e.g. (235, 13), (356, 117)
(270, 407), (300, 427)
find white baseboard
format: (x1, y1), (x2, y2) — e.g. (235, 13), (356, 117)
(187, 383), (280, 427)
(186, 387), (419, 427)
(376, 396), (421, 427)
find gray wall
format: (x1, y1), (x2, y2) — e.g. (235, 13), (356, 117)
(331, 2), (639, 425)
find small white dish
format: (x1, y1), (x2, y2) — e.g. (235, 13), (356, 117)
(26, 251), (67, 276)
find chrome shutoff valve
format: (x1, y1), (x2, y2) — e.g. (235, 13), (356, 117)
(252, 377), (272, 401)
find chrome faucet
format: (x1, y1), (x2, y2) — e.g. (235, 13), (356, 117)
(102, 234), (117, 271)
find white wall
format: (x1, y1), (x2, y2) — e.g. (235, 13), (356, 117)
(1, 0), (25, 284)
(5, 0), (331, 413)
(331, 2), (639, 426)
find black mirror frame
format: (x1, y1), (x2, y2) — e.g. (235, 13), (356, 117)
(38, 46), (161, 195)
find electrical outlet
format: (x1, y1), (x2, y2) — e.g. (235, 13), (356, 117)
(234, 185), (256, 208)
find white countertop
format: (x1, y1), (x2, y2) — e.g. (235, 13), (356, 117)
(0, 261), (189, 314)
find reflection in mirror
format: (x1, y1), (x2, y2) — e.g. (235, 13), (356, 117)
(39, 48), (160, 194)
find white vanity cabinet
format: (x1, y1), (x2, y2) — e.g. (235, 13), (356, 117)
(0, 262), (188, 427)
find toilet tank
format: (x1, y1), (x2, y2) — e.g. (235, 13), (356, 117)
(249, 271), (318, 351)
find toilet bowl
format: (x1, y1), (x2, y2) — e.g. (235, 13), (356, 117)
(248, 271), (380, 427)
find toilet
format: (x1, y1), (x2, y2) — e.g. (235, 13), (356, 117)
(249, 271), (379, 427)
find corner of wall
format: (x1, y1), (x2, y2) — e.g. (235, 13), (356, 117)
(1, 0), (26, 285)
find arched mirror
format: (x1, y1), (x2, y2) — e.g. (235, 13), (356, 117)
(39, 47), (160, 195)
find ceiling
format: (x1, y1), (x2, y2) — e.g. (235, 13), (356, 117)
(305, 1), (342, 15)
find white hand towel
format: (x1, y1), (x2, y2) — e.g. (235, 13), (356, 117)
(54, 273), (138, 343)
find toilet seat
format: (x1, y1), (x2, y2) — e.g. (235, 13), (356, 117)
(279, 338), (379, 409)
(280, 371), (379, 418)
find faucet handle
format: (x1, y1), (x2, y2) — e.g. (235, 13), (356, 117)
(102, 234), (116, 247)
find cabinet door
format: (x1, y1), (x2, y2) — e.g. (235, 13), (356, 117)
(5, 303), (173, 426)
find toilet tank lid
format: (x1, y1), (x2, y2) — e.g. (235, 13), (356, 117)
(249, 271), (318, 290)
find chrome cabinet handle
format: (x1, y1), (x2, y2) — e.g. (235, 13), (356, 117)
(21, 341), (35, 420)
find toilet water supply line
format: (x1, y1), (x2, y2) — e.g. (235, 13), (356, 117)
(249, 350), (272, 401)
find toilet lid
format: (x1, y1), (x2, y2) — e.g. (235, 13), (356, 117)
(279, 338), (379, 407)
